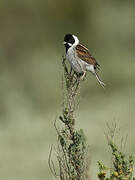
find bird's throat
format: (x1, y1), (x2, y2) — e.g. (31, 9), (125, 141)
(64, 43), (71, 53)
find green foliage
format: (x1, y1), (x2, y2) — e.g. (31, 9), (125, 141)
(98, 140), (135, 180)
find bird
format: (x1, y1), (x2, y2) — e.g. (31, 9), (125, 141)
(63, 33), (105, 88)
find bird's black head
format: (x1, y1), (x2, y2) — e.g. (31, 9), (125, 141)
(63, 34), (75, 53)
(64, 34), (75, 45)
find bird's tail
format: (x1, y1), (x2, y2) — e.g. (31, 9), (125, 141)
(94, 72), (106, 88)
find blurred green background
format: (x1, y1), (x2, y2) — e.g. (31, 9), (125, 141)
(0, 0), (135, 179)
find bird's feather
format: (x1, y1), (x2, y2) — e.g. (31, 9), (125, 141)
(76, 44), (100, 69)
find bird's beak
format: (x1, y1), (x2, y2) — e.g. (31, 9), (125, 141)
(63, 41), (66, 45)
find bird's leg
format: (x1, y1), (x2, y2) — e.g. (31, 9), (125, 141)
(94, 72), (106, 88)
(80, 71), (86, 81)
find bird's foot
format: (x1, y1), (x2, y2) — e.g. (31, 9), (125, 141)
(99, 80), (106, 88)
(80, 72), (86, 81)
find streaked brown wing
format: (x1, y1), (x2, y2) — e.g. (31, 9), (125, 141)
(76, 44), (99, 68)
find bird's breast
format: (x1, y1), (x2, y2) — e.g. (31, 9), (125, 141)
(66, 48), (84, 73)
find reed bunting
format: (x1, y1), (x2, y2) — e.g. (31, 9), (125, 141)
(63, 34), (105, 88)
